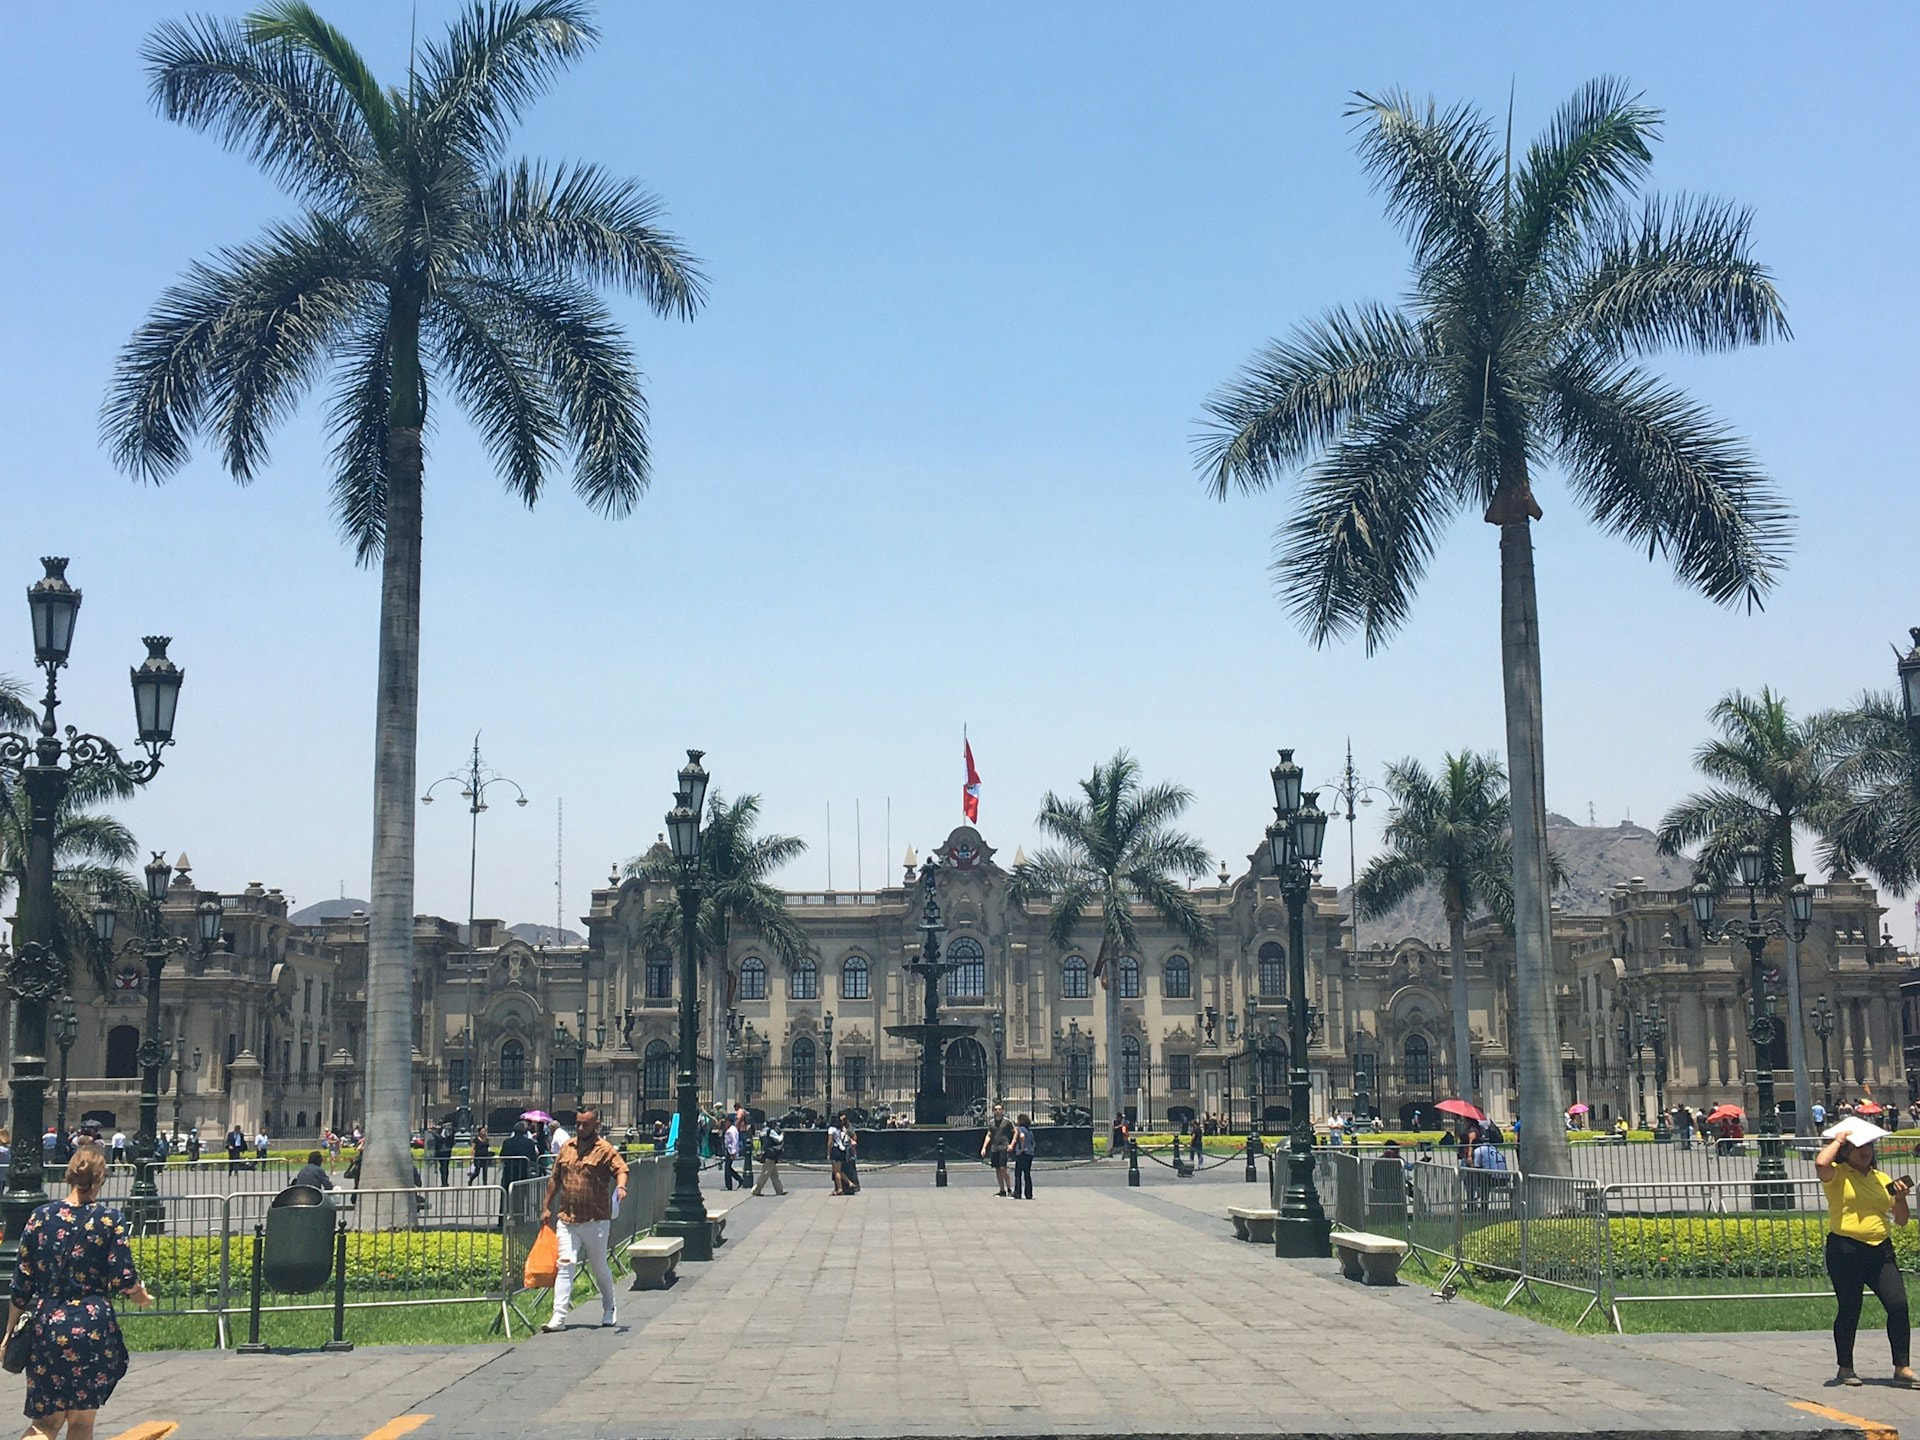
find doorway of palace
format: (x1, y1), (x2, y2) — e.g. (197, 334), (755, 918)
(945, 1037), (988, 1119)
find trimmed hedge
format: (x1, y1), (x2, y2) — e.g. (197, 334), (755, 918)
(131, 1232), (504, 1299)
(1462, 1213), (1920, 1283)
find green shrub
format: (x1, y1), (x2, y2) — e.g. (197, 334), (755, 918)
(1459, 1211), (1915, 1284)
(131, 1231), (504, 1299)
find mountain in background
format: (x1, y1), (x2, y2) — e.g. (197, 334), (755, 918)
(510, 923), (584, 946)
(289, 897), (370, 925)
(1340, 813), (1696, 948)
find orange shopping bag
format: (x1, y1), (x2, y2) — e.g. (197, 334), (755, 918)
(523, 1223), (559, 1290)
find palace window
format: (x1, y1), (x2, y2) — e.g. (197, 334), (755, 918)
(790, 961), (819, 1001)
(842, 1054), (868, 1099)
(554, 1057), (580, 1098)
(643, 1040), (672, 1100)
(1062, 956), (1090, 999)
(841, 954), (870, 1000)
(948, 938), (985, 999)
(792, 1037), (817, 1096)
(499, 1039), (525, 1091)
(448, 1057), (468, 1095)
(1117, 956), (1140, 1000)
(1168, 1052), (1192, 1091)
(1258, 942), (1285, 998)
(1121, 1035), (1141, 1091)
(645, 946), (673, 1000)
(1163, 954), (1191, 999)
(1404, 1034), (1432, 1088)
(739, 957), (767, 1001)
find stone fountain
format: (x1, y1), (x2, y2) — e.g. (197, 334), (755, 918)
(884, 857), (978, 1125)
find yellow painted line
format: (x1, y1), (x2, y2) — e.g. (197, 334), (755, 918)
(359, 1418), (432, 1440)
(103, 1425), (178, 1440)
(1792, 1399), (1900, 1440)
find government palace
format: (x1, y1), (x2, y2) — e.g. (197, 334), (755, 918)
(11, 825), (1913, 1141)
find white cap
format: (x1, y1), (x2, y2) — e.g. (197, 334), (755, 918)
(1823, 1115), (1891, 1147)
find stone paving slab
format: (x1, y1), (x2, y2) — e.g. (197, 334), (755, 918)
(37, 1180), (1881, 1440)
(1613, 1333), (1920, 1429)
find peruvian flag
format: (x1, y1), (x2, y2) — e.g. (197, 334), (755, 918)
(962, 735), (981, 822)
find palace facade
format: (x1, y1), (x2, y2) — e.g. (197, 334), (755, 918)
(14, 827), (1913, 1140)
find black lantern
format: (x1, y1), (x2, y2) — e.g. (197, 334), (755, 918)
(665, 803), (700, 864)
(1734, 843), (1765, 890)
(1292, 792), (1329, 863)
(27, 557), (81, 667)
(1690, 881), (1714, 927)
(1899, 628), (1920, 729)
(131, 637), (184, 748)
(1271, 748), (1303, 815)
(1265, 818), (1291, 872)
(1789, 879), (1814, 929)
(143, 852), (171, 906)
(676, 749), (710, 819)
(197, 896), (222, 947)
(92, 894), (116, 942)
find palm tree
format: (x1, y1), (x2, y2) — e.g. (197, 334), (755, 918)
(0, 768), (145, 996)
(1657, 688), (1844, 1132)
(1354, 752), (1514, 1107)
(1823, 690), (1920, 892)
(1197, 80), (1791, 1174)
(625, 793), (809, 1108)
(104, 2), (705, 1191)
(1010, 752), (1212, 1131)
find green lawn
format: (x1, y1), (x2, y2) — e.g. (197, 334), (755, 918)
(1448, 1271), (1869, 1335)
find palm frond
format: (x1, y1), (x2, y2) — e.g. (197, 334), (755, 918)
(481, 159), (706, 318)
(1195, 304), (1430, 496)
(244, 1), (399, 158)
(1346, 89), (1498, 283)
(418, 0), (596, 166)
(429, 284), (564, 508)
(325, 315), (392, 563)
(1353, 852), (1431, 919)
(0, 675), (30, 733)
(1508, 77), (1658, 269)
(1549, 360), (1790, 608)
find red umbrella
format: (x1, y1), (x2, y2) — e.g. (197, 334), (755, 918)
(1705, 1104), (1745, 1122)
(1434, 1099), (1486, 1122)
(1857, 1101), (1885, 1116)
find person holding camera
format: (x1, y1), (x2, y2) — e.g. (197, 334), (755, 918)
(1817, 1116), (1917, 1387)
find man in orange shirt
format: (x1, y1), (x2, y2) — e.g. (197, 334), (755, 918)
(541, 1108), (629, 1331)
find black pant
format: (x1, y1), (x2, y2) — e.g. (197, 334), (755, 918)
(1012, 1153), (1033, 1198)
(724, 1156), (740, 1190)
(1827, 1233), (1910, 1369)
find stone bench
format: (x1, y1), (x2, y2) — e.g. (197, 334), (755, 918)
(626, 1235), (684, 1289)
(1332, 1230), (1408, 1285)
(1227, 1206), (1279, 1244)
(707, 1205), (733, 1247)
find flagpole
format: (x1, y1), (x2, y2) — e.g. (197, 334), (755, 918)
(856, 799), (863, 891)
(826, 800), (833, 891)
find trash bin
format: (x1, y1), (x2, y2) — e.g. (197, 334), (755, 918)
(261, 1183), (335, 1293)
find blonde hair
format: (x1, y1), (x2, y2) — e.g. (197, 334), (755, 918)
(66, 1148), (107, 1193)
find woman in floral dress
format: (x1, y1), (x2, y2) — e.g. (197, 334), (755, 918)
(6, 1148), (152, 1437)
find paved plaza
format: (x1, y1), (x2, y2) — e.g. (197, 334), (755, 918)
(43, 1158), (1900, 1440)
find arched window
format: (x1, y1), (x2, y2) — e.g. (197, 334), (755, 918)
(643, 1040), (672, 1100)
(792, 1037), (817, 1096)
(1258, 942), (1286, 998)
(947, 937), (985, 999)
(105, 1026), (139, 1079)
(738, 956), (767, 1001)
(1062, 956), (1090, 1000)
(297, 1111), (307, 1130)
(841, 955), (870, 1000)
(1163, 954), (1191, 999)
(1259, 1038), (1288, 1095)
(1404, 1034), (1432, 1088)
(790, 961), (819, 1001)
(1117, 956), (1140, 1000)
(1121, 1035), (1141, 1091)
(499, 1039), (525, 1091)
(645, 946), (673, 1000)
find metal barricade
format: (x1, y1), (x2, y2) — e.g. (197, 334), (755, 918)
(1404, 1160), (1463, 1279)
(118, 1192), (230, 1343)
(1509, 1174), (1603, 1324)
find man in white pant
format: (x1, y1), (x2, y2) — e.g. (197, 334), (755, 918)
(540, 1108), (629, 1332)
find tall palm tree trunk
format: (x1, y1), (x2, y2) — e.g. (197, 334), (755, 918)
(1497, 516), (1571, 1174)
(1447, 905), (1473, 1105)
(363, 423), (424, 1196)
(1100, 939), (1120, 1134)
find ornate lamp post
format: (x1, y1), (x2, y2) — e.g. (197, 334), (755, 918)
(823, 1011), (835, 1118)
(1265, 750), (1331, 1256)
(1614, 1007), (1649, 1133)
(1643, 997), (1670, 1139)
(1325, 741), (1385, 952)
(92, 854), (220, 1230)
(1811, 993), (1836, 1116)
(1059, 1019), (1088, 1114)
(0, 559), (183, 1275)
(51, 994), (78, 1153)
(170, 1036), (203, 1148)
(1243, 999), (1262, 1182)
(659, 750), (712, 1261)
(422, 736), (527, 1131)
(551, 1010), (588, 1116)
(990, 1011), (1005, 1105)
(1692, 844), (1812, 1210)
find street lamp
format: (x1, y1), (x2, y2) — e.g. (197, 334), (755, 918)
(51, 994), (78, 1153)
(990, 1011), (1005, 1105)
(659, 750), (712, 1262)
(1691, 845), (1812, 1209)
(553, 1012), (588, 1116)
(1614, 1006), (1648, 1133)
(170, 1036), (202, 1148)
(824, 1011), (835, 1118)
(423, 734), (527, 1130)
(1060, 1019), (1088, 1114)
(92, 853), (219, 1230)
(1265, 749), (1331, 1256)
(0, 559), (182, 1275)
(1643, 997), (1670, 1139)
(1811, 993), (1837, 1116)
(1897, 628), (1920, 734)
(1324, 741), (1385, 952)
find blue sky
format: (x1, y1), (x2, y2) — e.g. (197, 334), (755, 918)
(2, 4), (1915, 935)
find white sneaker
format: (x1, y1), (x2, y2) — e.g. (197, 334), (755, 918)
(600, 1314), (617, 1328)
(542, 1321), (565, 1333)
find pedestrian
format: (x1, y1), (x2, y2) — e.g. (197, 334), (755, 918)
(838, 1112), (862, 1194)
(433, 1122), (455, 1186)
(1676, 1106), (1695, 1152)
(6, 1147), (154, 1435)
(1189, 1115), (1205, 1168)
(752, 1118), (788, 1196)
(722, 1114), (742, 1191)
(651, 1118), (668, 1154)
(1011, 1113), (1036, 1199)
(982, 1102), (1015, 1196)
(109, 1130), (127, 1166)
(293, 1148), (335, 1195)
(499, 1120), (540, 1186)
(1110, 1114), (1128, 1158)
(540, 1109), (627, 1332)
(827, 1114), (849, 1195)
(226, 1124), (245, 1167)
(470, 1127), (493, 1185)
(255, 1128), (270, 1161)
(1818, 1116), (1918, 1387)
(186, 1129), (201, 1165)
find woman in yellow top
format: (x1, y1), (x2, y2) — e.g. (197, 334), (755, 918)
(1816, 1119), (1916, 1386)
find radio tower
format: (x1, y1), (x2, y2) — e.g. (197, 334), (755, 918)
(555, 798), (564, 941)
